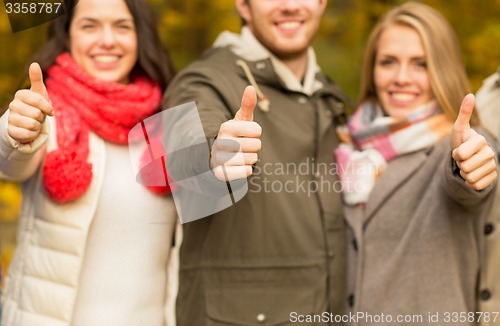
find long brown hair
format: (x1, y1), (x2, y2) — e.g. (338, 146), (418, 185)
(27, 0), (174, 91)
(358, 2), (479, 125)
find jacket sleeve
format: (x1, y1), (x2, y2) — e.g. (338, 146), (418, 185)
(0, 109), (49, 182)
(163, 62), (242, 139)
(160, 60), (249, 221)
(442, 130), (497, 207)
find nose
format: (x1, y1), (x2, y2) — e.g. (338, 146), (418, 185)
(395, 64), (411, 85)
(99, 26), (116, 48)
(279, 0), (301, 11)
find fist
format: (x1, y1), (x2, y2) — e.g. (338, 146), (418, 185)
(8, 62), (54, 144)
(211, 86), (262, 181)
(451, 94), (497, 190)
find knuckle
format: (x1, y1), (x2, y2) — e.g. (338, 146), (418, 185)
(471, 182), (482, 191)
(14, 90), (25, 99)
(9, 99), (21, 113)
(466, 173), (480, 185)
(458, 162), (472, 173)
(7, 125), (16, 138)
(255, 139), (262, 151)
(485, 148), (495, 160)
(212, 151), (224, 166)
(38, 111), (47, 123)
(213, 167), (226, 181)
(254, 123), (263, 136)
(29, 119), (40, 131)
(20, 129), (33, 142)
(36, 95), (46, 109)
(219, 121), (233, 134)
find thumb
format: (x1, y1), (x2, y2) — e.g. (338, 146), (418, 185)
(29, 62), (49, 100)
(451, 93), (474, 150)
(234, 85), (257, 121)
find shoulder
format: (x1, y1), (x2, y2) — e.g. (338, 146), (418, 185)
(476, 70), (500, 137)
(175, 47), (244, 81)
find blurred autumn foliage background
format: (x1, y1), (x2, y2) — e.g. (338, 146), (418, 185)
(1, 0), (500, 276)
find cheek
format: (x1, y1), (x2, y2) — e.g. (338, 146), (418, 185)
(122, 35), (138, 59)
(414, 73), (431, 96)
(69, 32), (93, 62)
(374, 69), (390, 91)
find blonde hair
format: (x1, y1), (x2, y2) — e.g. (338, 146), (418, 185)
(358, 2), (479, 125)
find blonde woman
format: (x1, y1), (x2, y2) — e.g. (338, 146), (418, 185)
(337, 3), (497, 324)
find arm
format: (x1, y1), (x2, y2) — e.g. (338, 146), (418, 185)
(450, 94), (497, 191)
(0, 110), (49, 181)
(163, 62), (260, 182)
(443, 94), (497, 205)
(161, 61), (260, 222)
(0, 63), (53, 181)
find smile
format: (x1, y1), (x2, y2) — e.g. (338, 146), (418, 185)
(92, 55), (121, 63)
(276, 21), (302, 30)
(390, 92), (417, 103)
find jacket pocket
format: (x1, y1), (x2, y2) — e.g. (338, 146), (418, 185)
(206, 285), (315, 326)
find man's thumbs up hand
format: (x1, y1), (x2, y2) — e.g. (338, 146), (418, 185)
(234, 85), (257, 122)
(7, 62), (54, 144)
(451, 94), (497, 190)
(211, 86), (262, 181)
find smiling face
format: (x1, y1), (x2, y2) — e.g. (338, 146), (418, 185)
(69, 0), (138, 84)
(374, 24), (433, 120)
(236, 0), (327, 60)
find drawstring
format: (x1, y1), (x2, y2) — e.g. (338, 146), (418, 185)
(236, 59), (270, 112)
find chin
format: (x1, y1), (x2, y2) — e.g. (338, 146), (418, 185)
(273, 46), (309, 60)
(93, 73), (126, 84)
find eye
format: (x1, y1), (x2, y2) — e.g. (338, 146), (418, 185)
(118, 25), (132, 30)
(415, 60), (427, 69)
(81, 23), (96, 30)
(378, 58), (395, 67)
(115, 22), (135, 32)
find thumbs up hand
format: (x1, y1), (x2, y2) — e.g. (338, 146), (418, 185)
(7, 62), (54, 144)
(211, 86), (262, 181)
(451, 94), (497, 190)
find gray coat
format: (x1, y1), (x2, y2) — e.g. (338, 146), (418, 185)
(345, 136), (496, 326)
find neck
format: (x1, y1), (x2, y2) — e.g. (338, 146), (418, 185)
(281, 52), (309, 81)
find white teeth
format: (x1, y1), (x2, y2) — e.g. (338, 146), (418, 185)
(94, 55), (119, 63)
(278, 21), (301, 30)
(392, 93), (415, 102)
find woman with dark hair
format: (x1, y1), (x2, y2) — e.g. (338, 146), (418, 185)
(0, 0), (177, 325)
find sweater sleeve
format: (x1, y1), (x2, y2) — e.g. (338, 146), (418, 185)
(0, 109), (49, 182)
(442, 130), (497, 207)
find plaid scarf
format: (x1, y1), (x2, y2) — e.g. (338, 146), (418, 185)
(335, 100), (452, 205)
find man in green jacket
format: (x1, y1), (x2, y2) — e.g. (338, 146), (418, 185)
(164, 0), (351, 324)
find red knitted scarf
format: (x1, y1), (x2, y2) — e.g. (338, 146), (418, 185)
(44, 52), (171, 203)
